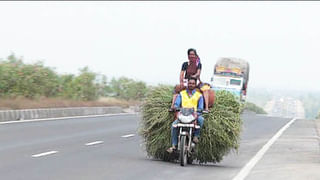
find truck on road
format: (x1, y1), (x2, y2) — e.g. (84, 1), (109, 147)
(210, 57), (250, 102)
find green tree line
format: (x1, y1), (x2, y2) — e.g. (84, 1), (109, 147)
(0, 54), (148, 101)
(298, 92), (320, 119)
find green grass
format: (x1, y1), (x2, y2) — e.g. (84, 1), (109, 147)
(139, 86), (242, 163)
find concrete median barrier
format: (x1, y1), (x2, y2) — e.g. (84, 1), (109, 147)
(0, 106), (124, 122)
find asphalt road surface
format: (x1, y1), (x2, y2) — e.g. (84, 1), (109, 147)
(1, 112), (319, 180)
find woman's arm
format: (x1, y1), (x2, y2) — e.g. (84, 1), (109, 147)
(192, 69), (201, 79)
(192, 62), (202, 79)
(180, 70), (185, 86)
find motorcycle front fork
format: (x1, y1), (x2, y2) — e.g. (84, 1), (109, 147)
(178, 128), (193, 152)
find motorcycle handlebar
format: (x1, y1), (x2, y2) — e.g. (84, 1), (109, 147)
(174, 108), (202, 113)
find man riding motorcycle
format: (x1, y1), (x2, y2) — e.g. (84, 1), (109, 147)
(167, 77), (204, 153)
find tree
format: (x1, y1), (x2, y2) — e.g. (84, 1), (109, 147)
(73, 67), (99, 101)
(109, 77), (148, 100)
(0, 53), (150, 102)
(0, 54), (59, 98)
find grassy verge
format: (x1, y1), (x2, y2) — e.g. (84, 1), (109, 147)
(0, 97), (139, 110)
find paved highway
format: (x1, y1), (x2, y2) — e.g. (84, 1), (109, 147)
(0, 113), (319, 180)
(264, 97), (305, 119)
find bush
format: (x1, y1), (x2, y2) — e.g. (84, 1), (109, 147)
(0, 55), (59, 98)
(244, 102), (267, 114)
(0, 54), (99, 101)
(109, 77), (148, 100)
(0, 53), (149, 102)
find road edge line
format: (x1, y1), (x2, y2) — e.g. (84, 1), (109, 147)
(0, 112), (137, 125)
(232, 118), (297, 180)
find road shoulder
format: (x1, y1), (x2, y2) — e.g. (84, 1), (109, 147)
(246, 119), (320, 180)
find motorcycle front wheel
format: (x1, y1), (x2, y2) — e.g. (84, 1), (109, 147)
(180, 135), (187, 166)
(187, 156), (193, 164)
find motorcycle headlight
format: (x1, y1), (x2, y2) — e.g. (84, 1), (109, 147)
(178, 114), (195, 123)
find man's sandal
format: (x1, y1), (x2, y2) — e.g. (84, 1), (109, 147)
(166, 146), (176, 153)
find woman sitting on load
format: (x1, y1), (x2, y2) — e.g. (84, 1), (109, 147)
(169, 48), (213, 113)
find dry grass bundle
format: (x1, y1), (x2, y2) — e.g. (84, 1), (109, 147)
(140, 85), (242, 163)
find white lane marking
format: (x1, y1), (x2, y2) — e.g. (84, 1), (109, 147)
(85, 141), (104, 146)
(0, 112), (136, 125)
(232, 118), (297, 180)
(121, 134), (135, 138)
(32, 151), (58, 158)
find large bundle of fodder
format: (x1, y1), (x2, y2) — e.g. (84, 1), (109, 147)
(139, 85), (242, 163)
(196, 90), (242, 163)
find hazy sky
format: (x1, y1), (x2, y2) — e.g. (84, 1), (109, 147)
(0, 1), (320, 91)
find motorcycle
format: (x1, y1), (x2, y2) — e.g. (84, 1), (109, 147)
(173, 107), (202, 166)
